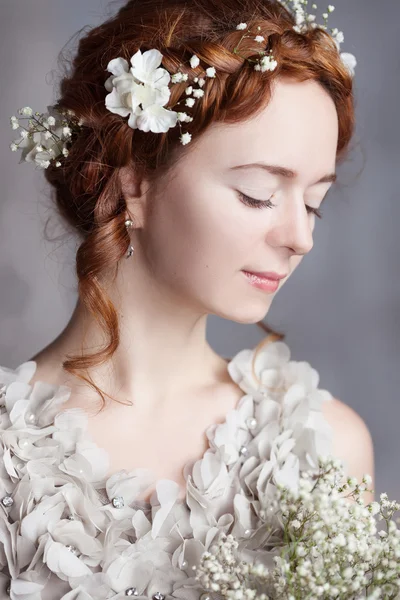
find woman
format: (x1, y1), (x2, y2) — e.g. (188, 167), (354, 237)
(2, 0), (374, 597)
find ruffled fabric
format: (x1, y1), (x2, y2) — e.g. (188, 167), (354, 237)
(0, 340), (333, 599)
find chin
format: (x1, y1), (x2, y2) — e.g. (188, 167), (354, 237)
(218, 302), (273, 325)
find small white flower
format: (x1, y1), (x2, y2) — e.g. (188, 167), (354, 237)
(343, 567), (353, 579)
(328, 5), (335, 12)
(55, 161), (62, 167)
(340, 52), (357, 77)
(10, 142), (18, 152)
(10, 117), (19, 130)
(180, 132), (192, 145)
(185, 86), (193, 95)
(171, 72), (184, 83)
(62, 147), (69, 157)
(236, 22), (247, 30)
(205, 66), (216, 78)
(20, 107), (33, 116)
(307, 14), (316, 22)
(312, 3), (318, 8)
(322, 12), (328, 19)
(378, 530), (387, 538)
(190, 54), (200, 68)
(254, 35), (265, 43)
(198, 77), (206, 88)
(63, 126), (72, 137)
(333, 30), (344, 45)
(291, 519), (301, 529)
(185, 97), (196, 107)
(47, 116), (56, 126)
(192, 88), (204, 98)
(258, 54), (278, 72)
(177, 112), (191, 122)
(369, 502), (381, 516)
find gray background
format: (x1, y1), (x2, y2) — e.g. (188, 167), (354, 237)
(1, 0), (399, 499)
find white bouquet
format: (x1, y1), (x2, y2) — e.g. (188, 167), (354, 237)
(196, 457), (400, 600)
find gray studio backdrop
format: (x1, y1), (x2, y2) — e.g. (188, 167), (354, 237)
(1, 0), (399, 498)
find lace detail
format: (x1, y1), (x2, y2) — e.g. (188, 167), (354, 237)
(0, 340), (333, 599)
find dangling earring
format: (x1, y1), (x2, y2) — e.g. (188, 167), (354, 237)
(125, 219), (134, 258)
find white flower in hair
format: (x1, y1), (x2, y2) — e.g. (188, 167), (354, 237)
(9, 105), (74, 169)
(104, 48), (179, 134)
(190, 54), (200, 68)
(340, 52), (357, 77)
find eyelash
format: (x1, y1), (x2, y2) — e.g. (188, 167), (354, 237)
(237, 192), (323, 219)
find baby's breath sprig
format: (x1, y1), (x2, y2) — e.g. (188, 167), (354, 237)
(233, 24), (278, 72)
(279, 1), (356, 75)
(9, 105), (82, 169)
(196, 457), (400, 600)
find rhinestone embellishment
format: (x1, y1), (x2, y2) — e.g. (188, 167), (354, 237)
(246, 417), (257, 430)
(239, 445), (248, 456)
(25, 412), (36, 424)
(1, 495), (14, 508)
(112, 496), (125, 509)
(125, 588), (139, 596)
(65, 545), (79, 555)
(152, 594), (166, 600)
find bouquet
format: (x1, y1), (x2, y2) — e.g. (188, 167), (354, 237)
(195, 457), (400, 600)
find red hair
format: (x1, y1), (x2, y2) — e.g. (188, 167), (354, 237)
(44, 0), (355, 407)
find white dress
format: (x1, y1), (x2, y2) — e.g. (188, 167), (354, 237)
(0, 339), (334, 599)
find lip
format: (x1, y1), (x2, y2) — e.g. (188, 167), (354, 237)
(242, 270), (288, 281)
(242, 270), (284, 293)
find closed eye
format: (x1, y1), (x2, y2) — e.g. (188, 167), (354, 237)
(237, 192), (323, 219)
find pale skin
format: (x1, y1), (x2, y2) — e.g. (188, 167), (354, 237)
(29, 77), (375, 504)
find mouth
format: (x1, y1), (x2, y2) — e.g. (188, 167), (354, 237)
(241, 270), (285, 293)
(242, 270), (288, 281)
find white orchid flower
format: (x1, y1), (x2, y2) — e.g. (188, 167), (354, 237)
(104, 49), (178, 133)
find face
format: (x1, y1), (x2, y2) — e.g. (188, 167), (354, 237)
(130, 77), (339, 324)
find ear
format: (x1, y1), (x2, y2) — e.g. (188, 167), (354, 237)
(118, 164), (150, 229)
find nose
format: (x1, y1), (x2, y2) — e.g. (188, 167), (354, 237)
(266, 193), (314, 256)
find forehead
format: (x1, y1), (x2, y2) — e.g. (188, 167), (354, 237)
(180, 77), (339, 183)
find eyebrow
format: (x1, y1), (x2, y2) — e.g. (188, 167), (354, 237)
(230, 162), (337, 184)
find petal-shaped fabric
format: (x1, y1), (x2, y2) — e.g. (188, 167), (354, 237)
(0, 339), (334, 597)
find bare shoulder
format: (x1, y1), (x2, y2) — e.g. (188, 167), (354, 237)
(322, 397), (375, 503)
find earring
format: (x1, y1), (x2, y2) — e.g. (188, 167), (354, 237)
(125, 219), (134, 258)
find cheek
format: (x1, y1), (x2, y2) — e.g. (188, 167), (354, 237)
(143, 189), (249, 285)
